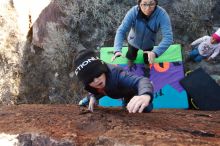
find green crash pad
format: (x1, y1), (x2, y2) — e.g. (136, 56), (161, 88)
(99, 44), (188, 109)
(100, 44), (183, 64)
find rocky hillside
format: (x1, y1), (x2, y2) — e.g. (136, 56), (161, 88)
(0, 0), (220, 104)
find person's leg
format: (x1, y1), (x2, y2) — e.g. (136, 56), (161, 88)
(189, 48), (199, 60)
(194, 55), (206, 62)
(189, 48), (207, 62)
(126, 44), (138, 60)
(126, 44), (139, 68)
(143, 47), (154, 64)
(143, 48), (153, 77)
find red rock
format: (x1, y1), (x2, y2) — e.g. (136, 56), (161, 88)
(0, 104), (220, 145)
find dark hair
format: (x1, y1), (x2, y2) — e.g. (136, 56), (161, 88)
(137, 0), (158, 5)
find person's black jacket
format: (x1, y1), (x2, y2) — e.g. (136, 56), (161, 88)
(85, 64), (153, 102)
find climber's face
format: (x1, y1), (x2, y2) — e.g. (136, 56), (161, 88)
(211, 37), (218, 44)
(89, 73), (106, 89)
(140, 0), (156, 16)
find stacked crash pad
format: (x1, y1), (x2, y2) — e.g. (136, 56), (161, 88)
(180, 68), (220, 110)
(99, 44), (189, 109)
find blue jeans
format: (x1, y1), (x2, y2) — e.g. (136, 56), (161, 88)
(189, 48), (206, 62)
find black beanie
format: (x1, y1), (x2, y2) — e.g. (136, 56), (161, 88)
(74, 50), (108, 86)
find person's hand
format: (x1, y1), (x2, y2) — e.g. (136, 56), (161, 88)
(126, 95), (151, 113)
(88, 96), (96, 112)
(111, 51), (123, 62)
(143, 51), (156, 64)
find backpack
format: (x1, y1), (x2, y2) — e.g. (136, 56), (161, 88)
(180, 68), (220, 110)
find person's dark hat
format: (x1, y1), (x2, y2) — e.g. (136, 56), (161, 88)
(74, 50), (108, 86)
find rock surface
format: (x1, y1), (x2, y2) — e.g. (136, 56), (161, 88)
(0, 105), (220, 145)
(1, 0), (220, 104)
(1, 1), (220, 145)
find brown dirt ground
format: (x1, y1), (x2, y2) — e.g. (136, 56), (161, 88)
(0, 104), (220, 145)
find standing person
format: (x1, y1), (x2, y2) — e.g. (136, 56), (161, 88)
(74, 50), (154, 113)
(112, 0), (173, 66)
(187, 28), (220, 62)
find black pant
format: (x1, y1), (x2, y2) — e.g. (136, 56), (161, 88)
(126, 44), (153, 64)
